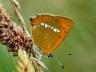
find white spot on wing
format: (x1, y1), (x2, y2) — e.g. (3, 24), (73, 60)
(57, 29), (60, 32)
(53, 28), (57, 32)
(48, 25), (51, 27)
(40, 23), (60, 33)
(51, 26), (54, 29)
(41, 23), (44, 26)
(45, 23), (48, 28)
(53, 28), (60, 33)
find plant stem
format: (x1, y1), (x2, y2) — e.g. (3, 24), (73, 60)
(10, 0), (30, 36)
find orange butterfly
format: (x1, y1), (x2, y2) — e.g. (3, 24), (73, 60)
(30, 15), (73, 55)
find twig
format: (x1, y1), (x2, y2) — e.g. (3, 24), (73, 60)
(10, 0), (30, 36)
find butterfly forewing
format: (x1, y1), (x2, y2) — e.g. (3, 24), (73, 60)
(30, 15), (73, 55)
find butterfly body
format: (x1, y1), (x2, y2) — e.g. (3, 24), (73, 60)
(30, 15), (73, 55)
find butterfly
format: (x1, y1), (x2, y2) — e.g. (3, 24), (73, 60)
(30, 14), (73, 56)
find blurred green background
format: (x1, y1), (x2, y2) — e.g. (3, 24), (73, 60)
(0, 0), (96, 72)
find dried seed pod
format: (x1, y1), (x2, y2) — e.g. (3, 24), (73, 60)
(0, 4), (33, 56)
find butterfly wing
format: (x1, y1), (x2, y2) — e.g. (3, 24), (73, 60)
(30, 15), (73, 55)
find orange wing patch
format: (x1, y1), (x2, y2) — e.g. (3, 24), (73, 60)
(30, 15), (73, 55)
